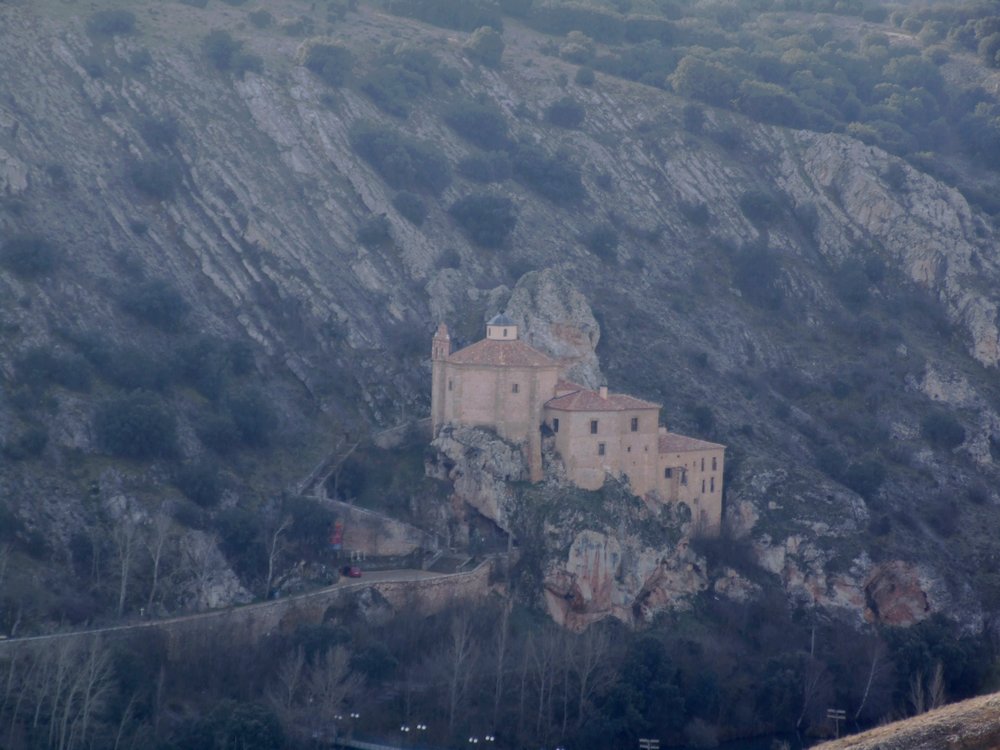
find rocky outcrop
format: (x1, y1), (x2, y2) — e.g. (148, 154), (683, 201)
(426, 425), (528, 534)
(505, 269), (603, 388)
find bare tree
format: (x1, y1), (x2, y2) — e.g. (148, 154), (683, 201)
(145, 513), (175, 613)
(306, 647), (360, 736)
(492, 601), (511, 727)
(268, 647), (306, 719)
(570, 625), (612, 729)
(264, 515), (292, 598)
(112, 518), (141, 618)
(928, 661), (946, 710)
(445, 613), (477, 733)
(853, 639), (888, 721)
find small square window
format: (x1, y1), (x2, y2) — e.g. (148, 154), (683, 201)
(590, 420), (598, 434)
(664, 468), (672, 479)
(598, 442), (606, 456)
(630, 417), (639, 432)
(512, 383), (519, 393)
(552, 418), (559, 433)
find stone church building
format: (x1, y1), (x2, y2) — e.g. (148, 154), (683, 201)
(431, 315), (725, 532)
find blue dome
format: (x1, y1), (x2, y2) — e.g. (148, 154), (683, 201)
(487, 313), (516, 326)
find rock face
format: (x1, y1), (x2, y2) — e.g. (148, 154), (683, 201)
(426, 424), (528, 534)
(3, 0), (1000, 631)
(505, 269), (603, 388)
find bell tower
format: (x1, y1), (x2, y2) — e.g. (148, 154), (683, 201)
(431, 323), (451, 435)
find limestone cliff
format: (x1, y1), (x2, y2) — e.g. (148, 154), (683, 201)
(3, 0), (1000, 631)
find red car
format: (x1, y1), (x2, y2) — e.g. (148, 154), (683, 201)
(342, 565), (363, 578)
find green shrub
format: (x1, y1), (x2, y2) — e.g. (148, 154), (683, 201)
(356, 215), (392, 247)
(87, 9), (136, 36)
(545, 96), (585, 128)
(509, 142), (586, 204)
(249, 10), (273, 28)
(842, 459), (886, 499)
(304, 43), (353, 86)
(449, 192), (517, 248)
(0, 235), (60, 278)
(94, 392), (178, 460)
(226, 388), (277, 448)
(176, 335), (249, 400)
(464, 26), (504, 68)
(349, 123), (451, 194)
(202, 30), (241, 71)
(732, 243), (783, 310)
(174, 462), (224, 507)
(383, 0), (502, 32)
(198, 415), (242, 455)
(16, 348), (91, 392)
(832, 263), (871, 308)
(392, 191), (428, 225)
(457, 151), (512, 182)
(2, 427), (48, 461)
(232, 52), (263, 78)
(129, 158), (181, 200)
(681, 201), (710, 226)
(671, 56), (742, 108)
(575, 66), (595, 85)
(360, 65), (425, 116)
(815, 446), (846, 480)
(584, 223), (618, 261)
(738, 190), (783, 225)
(119, 278), (188, 331)
(443, 100), (510, 150)
(528, 2), (625, 43)
(921, 410), (965, 449)
(138, 115), (180, 150)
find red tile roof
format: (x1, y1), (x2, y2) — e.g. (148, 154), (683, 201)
(555, 379), (586, 393)
(546, 388), (660, 412)
(447, 338), (560, 368)
(658, 432), (725, 453)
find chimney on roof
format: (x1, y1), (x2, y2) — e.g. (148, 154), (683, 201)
(599, 385), (608, 400)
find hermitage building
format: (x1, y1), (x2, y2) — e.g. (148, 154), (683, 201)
(431, 315), (725, 533)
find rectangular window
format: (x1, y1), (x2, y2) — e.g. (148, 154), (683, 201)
(627, 446), (632, 453)
(710, 477), (715, 492)
(712, 456), (717, 471)
(512, 383), (519, 393)
(448, 379), (453, 391)
(701, 479), (706, 493)
(631, 417), (639, 432)
(590, 420), (598, 434)
(701, 458), (705, 471)
(552, 418), (559, 433)
(664, 468), (672, 479)
(681, 470), (687, 485)
(598, 443), (606, 456)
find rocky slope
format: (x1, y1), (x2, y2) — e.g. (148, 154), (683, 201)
(2, 0), (1000, 635)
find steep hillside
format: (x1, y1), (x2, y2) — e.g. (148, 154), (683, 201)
(2, 0), (1000, 648)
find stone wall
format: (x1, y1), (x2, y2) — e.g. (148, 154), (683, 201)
(0, 563), (495, 661)
(329, 499), (437, 557)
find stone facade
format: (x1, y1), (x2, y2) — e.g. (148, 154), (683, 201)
(431, 317), (726, 533)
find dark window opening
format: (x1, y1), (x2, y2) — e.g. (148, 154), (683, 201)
(512, 383), (519, 393)
(598, 443), (606, 456)
(590, 420), (598, 434)
(712, 456), (717, 471)
(665, 468), (672, 479)
(702, 479), (706, 493)
(701, 458), (705, 471)
(710, 477), (715, 492)
(631, 417), (639, 432)
(553, 418), (559, 433)
(448, 379), (453, 391)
